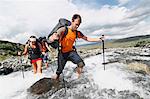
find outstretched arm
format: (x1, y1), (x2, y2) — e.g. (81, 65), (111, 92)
(49, 27), (66, 42)
(22, 44), (28, 55)
(81, 35), (104, 42)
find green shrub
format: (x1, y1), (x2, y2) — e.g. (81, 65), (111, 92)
(134, 40), (150, 47)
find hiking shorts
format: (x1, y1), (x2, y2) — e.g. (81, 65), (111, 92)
(31, 58), (42, 64)
(56, 50), (85, 75)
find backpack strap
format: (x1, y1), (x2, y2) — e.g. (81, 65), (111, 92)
(61, 27), (78, 41)
(27, 44), (33, 60)
(61, 26), (68, 41)
(27, 41), (33, 54)
(76, 31), (78, 39)
(74, 30), (78, 49)
(58, 27), (68, 51)
(28, 43), (35, 55)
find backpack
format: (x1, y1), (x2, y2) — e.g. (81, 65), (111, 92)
(38, 36), (47, 43)
(48, 18), (72, 49)
(38, 36), (48, 52)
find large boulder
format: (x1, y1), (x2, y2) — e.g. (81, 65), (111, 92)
(28, 77), (67, 95)
(127, 62), (150, 75)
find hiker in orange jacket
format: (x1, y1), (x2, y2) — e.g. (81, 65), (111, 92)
(49, 14), (104, 80)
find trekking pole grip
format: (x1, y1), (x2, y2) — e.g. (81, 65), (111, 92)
(102, 35), (104, 42)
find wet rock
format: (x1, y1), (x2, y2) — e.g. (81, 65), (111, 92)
(72, 94), (89, 99)
(118, 92), (141, 99)
(127, 62), (150, 75)
(0, 56), (31, 75)
(0, 48), (102, 75)
(100, 88), (117, 98)
(129, 76), (146, 83)
(28, 77), (66, 95)
(0, 67), (13, 75)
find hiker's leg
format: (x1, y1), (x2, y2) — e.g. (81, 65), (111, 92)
(68, 51), (85, 77)
(45, 62), (48, 68)
(43, 53), (49, 68)
(43, 59), (48, 68)
(69, 51), (85, 67)
(55, 51), (67, 79)
(31, 62), (37, 74)
(76, 61), (85, 77)
(36, 58), (43, 74)
(45, 55), (49, 68)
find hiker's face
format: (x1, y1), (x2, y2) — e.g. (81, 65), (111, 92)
(30, 41), (36, 45)
(72, 18), (80, 31)
(29, 37), (36, 45)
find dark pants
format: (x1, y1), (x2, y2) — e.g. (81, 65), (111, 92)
(56, 50), (85, 76)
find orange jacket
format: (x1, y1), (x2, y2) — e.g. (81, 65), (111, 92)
(60, 28), (84, 53)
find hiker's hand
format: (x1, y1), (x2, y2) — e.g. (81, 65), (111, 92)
(99, 35), (104, 41)
(42, 52), (46, 55)
(17, 51), (22, 56)
(49, 33), (59, 42)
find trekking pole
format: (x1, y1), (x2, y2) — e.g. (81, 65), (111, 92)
(62, 72), (67, 94)
(18, 52), (24, 78)
(58, 48), (67, 95)
(17, 43), (25, 78)
(21, 56), (25, 78)
(102, 35), (106, 70)
(48, 52), (55, 73)
(52, 52), (66, 94)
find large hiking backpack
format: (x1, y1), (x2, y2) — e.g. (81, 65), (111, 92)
(48, 18), (71, 49)
(38, 36), (48, 52)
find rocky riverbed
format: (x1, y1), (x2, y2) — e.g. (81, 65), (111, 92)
(1, 47), (150, 99)
(1, 47), (150, 75)
(0, 48), (101, 75)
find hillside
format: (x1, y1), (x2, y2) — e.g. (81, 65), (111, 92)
(104, 35), (150, 48)
(77, 35), (150, 49)
(114, 35), (150, 43)
(0, 34), (150, 61)
(0, 40), (23, 61)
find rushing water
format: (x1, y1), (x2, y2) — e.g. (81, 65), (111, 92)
(0, 52), (150, 99)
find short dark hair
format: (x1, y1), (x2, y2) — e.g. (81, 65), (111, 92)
(30, 35), (36, 38)
(72, 14), (82, 23)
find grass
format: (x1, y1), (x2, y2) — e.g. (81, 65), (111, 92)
(99, 38), (150, 48)
(0, 55), (10, 61)
(77, 44), (101, 50)
(77, 40), (138, 51)
(127, 62), (150, 75)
